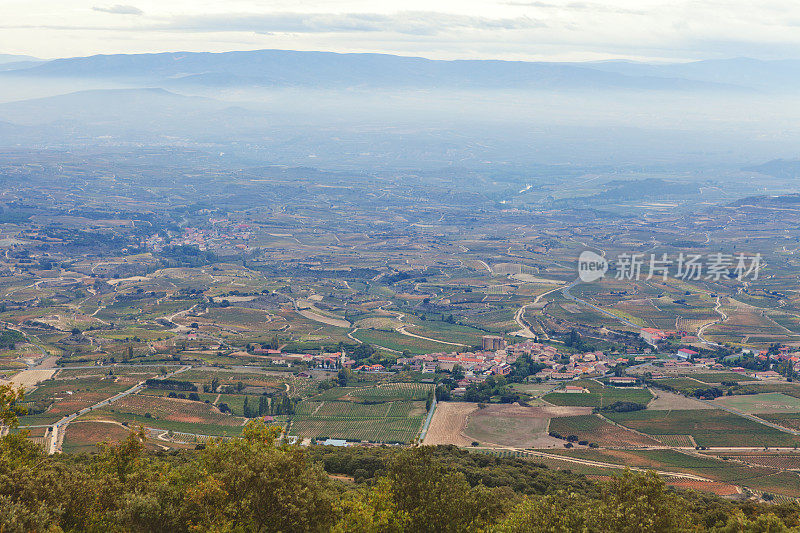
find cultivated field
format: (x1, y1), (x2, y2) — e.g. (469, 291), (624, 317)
(712, 392), (800, 414)
(289, 382), (432, 443)
(646, 389), (714, 410)
(544, 386), (653, 408)
(464, 404), (592, 448)
(423, 401), (478, 446)
(62, 420), (133, 454)
(84, 393), (246, 436)
(548, 414), (662, 447)
(607, 409), (800, 447)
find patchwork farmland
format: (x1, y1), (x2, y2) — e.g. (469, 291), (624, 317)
(288, 382), (434, 443)
(606, 409), (800, 447)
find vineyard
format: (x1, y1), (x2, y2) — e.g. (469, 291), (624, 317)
(109, 394), (246, 425)
(548, 414), (662, 447)
(716, 453), (800, 470)
(655, 434), (695, 447)
(289, 417), (424, 443)
(81, 393), (248, 436)
(289, 382), (432, 443)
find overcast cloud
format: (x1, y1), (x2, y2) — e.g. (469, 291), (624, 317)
(1, 0), (799, 62)
(92, 4), (144, 16)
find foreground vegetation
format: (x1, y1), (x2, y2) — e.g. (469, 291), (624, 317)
(1, 381), (799, 533)
(3, 426), (800, 532)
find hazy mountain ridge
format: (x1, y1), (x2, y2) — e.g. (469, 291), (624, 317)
(742, 159), (800, 179)
(0, 53), (40, 64)
(2, 49), (748, 92)
(584, 57), (800, 92)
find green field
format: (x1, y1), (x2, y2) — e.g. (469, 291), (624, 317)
(652, 377), (709, 395)
(544, 387), (652, 408)
(403, 320), (486, 346)
(290, 417), (425, 443)
(734, 382), (800, 398)
(289, 382), (432, 443)
(351, 328), (459, 354)
(548, 415), (661, 447)
(690, 372), (758, 383)
(712, 392), (800, 414)
(607, 409), (800, 447)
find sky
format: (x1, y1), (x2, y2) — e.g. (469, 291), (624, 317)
(2, 0), (800, 62)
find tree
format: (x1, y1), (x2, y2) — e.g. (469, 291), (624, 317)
(338, 368), (350, 387)
(97, 427), (146, 483)
(591, 470), (691, 533)
(181, 420), (336, 532)
(352, 344), (375, 361)
(243, 396), (251, 418)
(0, 383), (26, 427)
(380, 446), (506, 532)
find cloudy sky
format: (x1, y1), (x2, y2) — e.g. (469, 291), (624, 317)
(2, 0), (799, 62)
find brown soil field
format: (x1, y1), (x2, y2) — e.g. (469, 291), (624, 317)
(646, 389), (714, 410)
(62, 420), (132, 452)
(423, 401), (478, 446)
(111, 395), (245, 426)
(666, 479), (740, 496)
(464, 404), (592, 448)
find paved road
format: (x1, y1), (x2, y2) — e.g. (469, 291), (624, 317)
(418, 395), (438, 442)
(697, 296), (726, 347)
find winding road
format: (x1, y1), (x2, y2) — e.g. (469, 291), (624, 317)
(46, 365), (191, 454)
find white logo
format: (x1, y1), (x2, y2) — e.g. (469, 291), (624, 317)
(578, 250), (607, 282)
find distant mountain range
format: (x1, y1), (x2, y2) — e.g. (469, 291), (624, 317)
(0, 53), (43, 72)
(0, 53), (40, 64)
(584, 58), (800, 92)
(743, 159), (800, 179)
(1, 49), (772, 92)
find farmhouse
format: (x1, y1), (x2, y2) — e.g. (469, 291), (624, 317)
(676, 348), (699, 359)
(564, 385), (589, 393)
(640, 328), (667, 344)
